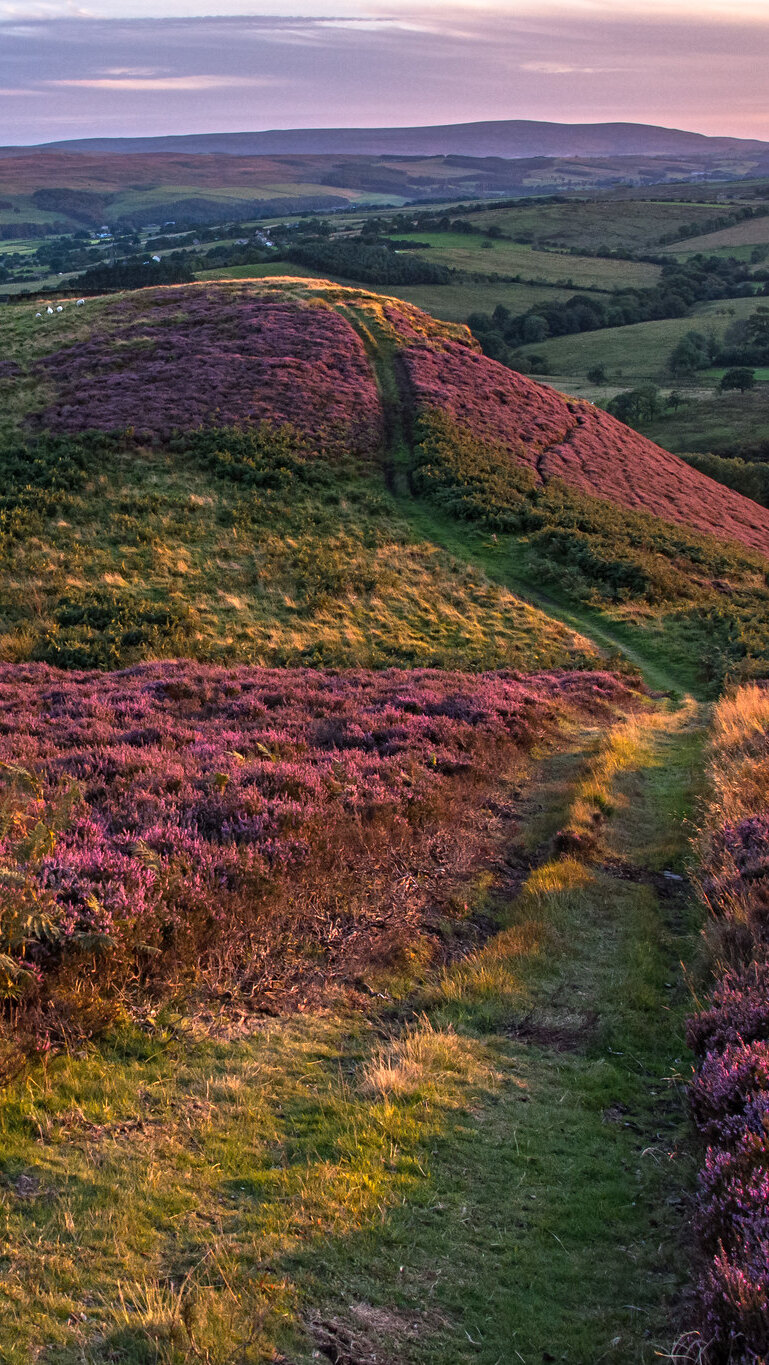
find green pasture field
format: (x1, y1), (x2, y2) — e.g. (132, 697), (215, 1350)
(638, 384), (769, 456)
(390, 232), (661, 289)
(663, 244), (767, 265)
(513, 295), (764, 383)
(383, 278), (587, 321)
(0, 238), (51, 256)
(195, 262), (320, 281)
(659, 213), (769, 256)
(467, 197), (737, 252)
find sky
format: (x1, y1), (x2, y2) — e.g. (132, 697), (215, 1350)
(0, 0), (767, 146)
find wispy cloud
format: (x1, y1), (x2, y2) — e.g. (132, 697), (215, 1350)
(0, 9), (766, 143)
(50, 73), (273, 90)
(521, 61), (610, 75)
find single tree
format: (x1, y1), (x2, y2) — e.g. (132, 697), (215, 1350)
(720, 367), (756, 392)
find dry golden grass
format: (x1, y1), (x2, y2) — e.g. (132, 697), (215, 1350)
(361, 1018), (500, 1101)
(705, 684), (769, 834)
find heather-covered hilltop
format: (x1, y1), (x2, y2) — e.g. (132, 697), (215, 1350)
(10, 277), (769, 554)
(1, 277), (768, 689)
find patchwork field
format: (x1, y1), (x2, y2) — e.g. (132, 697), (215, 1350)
(511, 296), (763, 383)
(468, 196), (752, 252)
(390, 231), (661, 289)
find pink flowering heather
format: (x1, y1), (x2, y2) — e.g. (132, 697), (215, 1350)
(0, 661), (630, 1010)
(398, 336), (769, 556)
(31, 287), (384, 453)
(688, 747), (769, 1358)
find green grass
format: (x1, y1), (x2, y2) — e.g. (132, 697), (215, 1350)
(513, 295), (762, 384)
(0, 692), (706, 1364)
(195, 262), (321, 282)
(390, 232), (661, 289)
(0, 430), (594, 673)
(395, 489), (705, 698)
(467, 197), (746, 253)
(639, 384), (769, 456)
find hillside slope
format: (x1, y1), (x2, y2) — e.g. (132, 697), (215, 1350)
(14, 278), (769, 557)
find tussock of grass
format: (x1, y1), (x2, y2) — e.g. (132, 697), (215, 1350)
(361, 1019), (499, 1101)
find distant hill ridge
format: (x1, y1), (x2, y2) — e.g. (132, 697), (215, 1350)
(2, 119), (767, 160)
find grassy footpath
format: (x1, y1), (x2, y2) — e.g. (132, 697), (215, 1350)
(394, 491), (704, 699)
(0, 696), (705, 1363)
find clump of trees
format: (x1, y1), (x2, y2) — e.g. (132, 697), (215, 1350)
(666, 307), (769, 379)
(76, 254), (195, 293)
(467, 256), (767, 367)
(285, 239), (454, 285)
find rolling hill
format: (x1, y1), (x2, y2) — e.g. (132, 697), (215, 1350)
(3, 277), (769, 1363)
(14, 278), (769, 554)
(9, 118), (768, 159)
(0, 276), (766, 690)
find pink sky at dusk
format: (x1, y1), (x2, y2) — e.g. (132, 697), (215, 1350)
(0, 1), (766, 144)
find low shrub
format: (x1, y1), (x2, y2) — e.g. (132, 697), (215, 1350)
(688, 686), (769, 1360)
(0, 661), (632, 1061)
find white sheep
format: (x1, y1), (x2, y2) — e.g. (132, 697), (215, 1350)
(46, 306), (54, 315)
(35, 311), (42, 318)
(76, 298), (85, 307)
(56, 305), (63, 313)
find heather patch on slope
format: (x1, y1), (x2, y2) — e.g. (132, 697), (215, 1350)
(397, 329), (769, 556)
(30, 286), (384, 453)
(409, 413), (769, 691)
(0, 660), (629, 1053)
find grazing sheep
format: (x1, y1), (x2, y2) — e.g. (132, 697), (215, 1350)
(56, 305), (63, 313)
(35, 311), (42, 318)
(46, 306), (54, 315)
(76, 299), (85, 307)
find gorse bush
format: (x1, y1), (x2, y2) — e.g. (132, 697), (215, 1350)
(33, 591), (191, 670)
